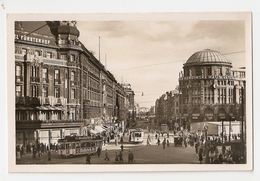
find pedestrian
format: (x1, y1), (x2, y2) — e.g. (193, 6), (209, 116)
(119, 151), (123, 162)
(32, 146), (36, 159)
(48, 150), (51, 161)
(86, 153), (91, 164)
(120, 144), (124, 151)
(157, 138), (160, 145)
(120, 136), (123, 143)
(38, 150), (42, 161)
(167, 139), (170, 147)
(115, 152), (119, 163)
(184, 138), (187, 148)
(128, 150), (131, 163)
(195, 142), (198, 154)
(199, 146), (203, 164)
(115, 137), (118, 146)
(162, 138), (166, 149)
(147, 138), (151, 145)
(130, 151), (134, 163)
(104, 149), (110, 161)
(97, 146), (101, 157)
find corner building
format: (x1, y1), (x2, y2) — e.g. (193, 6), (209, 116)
(15, 21), (127, 147)
(178, 49), (245, 129)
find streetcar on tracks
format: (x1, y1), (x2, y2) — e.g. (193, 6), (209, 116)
(57, 135), (102, 157)
(129, 128), (144, 143)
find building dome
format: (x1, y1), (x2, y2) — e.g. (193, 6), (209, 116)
(185, 49), (231, 65)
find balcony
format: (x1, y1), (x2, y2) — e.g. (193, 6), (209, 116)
(40, 97), (67, 106)
(30, 77), (40, 83)
(16, 96), (25, 105)
(16, 119), (84, 129)
(54, 79), (61, 85)
(42, 78), (49, 84)
(15, 54), (25, 61)
(70, 81), (78, 87)
(16, 76), (23, 82)
(42, 97), (50, 105)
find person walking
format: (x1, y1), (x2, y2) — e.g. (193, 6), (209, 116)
(104, 149), (110, 161)
(167, 139), (170, 147)
(162, 138), (166, 149)
(48, 150), (51, 161)
(119, 151), (123, 162)
(97, 146), (101, 157)
(115, 152), (119, 163)
(86, 153), (91, 164)
(128, 150), (132, 163)
(199, 145), (203, 164)
(157, 138), (160, 145)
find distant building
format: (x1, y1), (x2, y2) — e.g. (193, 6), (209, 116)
(121, 83), (135, 127)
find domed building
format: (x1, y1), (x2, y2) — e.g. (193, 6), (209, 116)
(178, 49), (245, 132)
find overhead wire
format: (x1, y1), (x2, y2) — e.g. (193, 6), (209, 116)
(110, 50), (245, 72)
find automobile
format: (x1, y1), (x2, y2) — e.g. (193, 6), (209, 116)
(174, 136), (183, 147)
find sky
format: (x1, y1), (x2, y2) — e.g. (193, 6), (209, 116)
(75, 20), (246, 108)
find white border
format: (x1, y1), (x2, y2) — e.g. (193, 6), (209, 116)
(1, 0), (259, 180)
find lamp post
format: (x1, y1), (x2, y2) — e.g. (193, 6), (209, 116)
(204, 125), (209, 164)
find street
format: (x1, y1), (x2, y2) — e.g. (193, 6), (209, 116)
(17, 119), (199, 165)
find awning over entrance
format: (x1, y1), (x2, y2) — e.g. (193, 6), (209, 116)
(94, 126), (105, 133)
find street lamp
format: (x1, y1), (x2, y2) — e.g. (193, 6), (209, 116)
(204, 125), (209, 164)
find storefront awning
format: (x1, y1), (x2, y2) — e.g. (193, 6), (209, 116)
(94, 126), (105, 133)
(89, 129), (98, 134)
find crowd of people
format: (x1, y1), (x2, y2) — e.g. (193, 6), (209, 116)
(16, 143), (53, 161)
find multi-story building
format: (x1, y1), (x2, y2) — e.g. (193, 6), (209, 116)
(155, 49), (245, 131)
(15, 21), (128, 147)
(178, 49), (245, 129)
(121, 83), (135, 127)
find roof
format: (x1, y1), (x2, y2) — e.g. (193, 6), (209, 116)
(185, 49), (231, 65)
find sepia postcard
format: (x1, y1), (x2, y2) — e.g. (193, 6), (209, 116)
(7, 12), (253, 172)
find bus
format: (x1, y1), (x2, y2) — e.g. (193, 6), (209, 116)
(57, 135), (103, 157)
(160, 124), (168, 133)
(129, 128), (144, 143)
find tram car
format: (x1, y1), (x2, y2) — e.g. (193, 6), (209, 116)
(129, 128), (144, 143)
(57, 135), (102, 157)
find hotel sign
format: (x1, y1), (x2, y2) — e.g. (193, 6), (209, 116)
(15, 34), (50, 45)
(192, 113), (200, 119)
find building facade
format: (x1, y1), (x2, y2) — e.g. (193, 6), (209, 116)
(15, 21), (128, 147)
(155, 49), (245, 131)
(121, 83), (135, 127)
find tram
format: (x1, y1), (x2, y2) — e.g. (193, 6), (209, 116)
(57, 135), (102, 157)
(129, 128), (144, 143)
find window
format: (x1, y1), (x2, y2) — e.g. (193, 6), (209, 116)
(206, 67), (211, 76)
(42, 86), (48, 97)
(71, 71), (75, 81)
(43, 68), (48, 79)
(16, 65), (22, 76)
(71, 89), (75, 99)
(70, 54), (75, 62)
(35, 50), (40, 56)
(54, 87), (60, 98)
(22, 48), (26, 55)
(31, 66), (38, 77)
(31, 85), (38, 97)
(54, 69), (60, 80)
(46, 52), (52, 58)
(16, 85), (22, 97)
